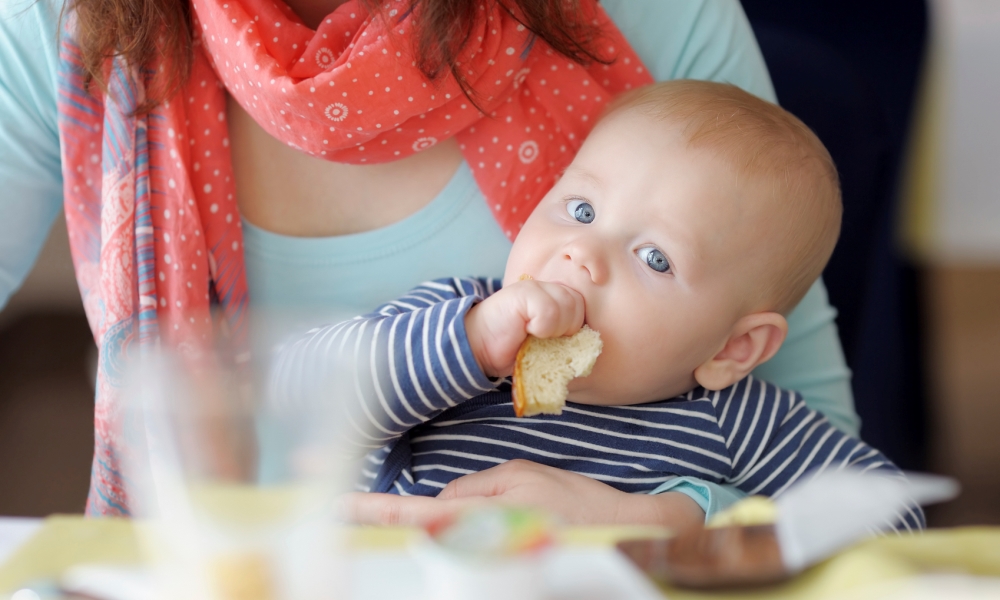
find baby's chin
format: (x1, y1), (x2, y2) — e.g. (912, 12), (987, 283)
(565, 380), (660, 407)
(564, 378), (607, 405)
(566, 374), (696, 406)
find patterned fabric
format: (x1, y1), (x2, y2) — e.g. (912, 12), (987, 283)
(56, 0), (652, 515)
(193, 0), (653, 238)
(58, 45), (251, 515)
(270, 278), (925, 532)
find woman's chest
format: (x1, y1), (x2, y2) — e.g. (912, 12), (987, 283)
(226, 94), (465, 237)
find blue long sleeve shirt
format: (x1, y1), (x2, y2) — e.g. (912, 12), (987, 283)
(271, 278), (923, 532)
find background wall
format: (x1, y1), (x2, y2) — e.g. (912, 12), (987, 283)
(742, 0), (929, 474)
(923, 268), (1000, 525)
(741, 0), (1000, 525)
(0, 216), (93, 516)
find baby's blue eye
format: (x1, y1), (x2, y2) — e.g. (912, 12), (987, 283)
(566, 199), (595, 224)
(637, 247), (670, 273)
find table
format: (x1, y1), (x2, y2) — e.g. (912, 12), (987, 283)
(1, 516), (999, 599)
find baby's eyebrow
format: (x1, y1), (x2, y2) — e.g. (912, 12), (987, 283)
(564, 166), (604, 191)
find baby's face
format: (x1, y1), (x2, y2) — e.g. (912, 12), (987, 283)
(504, 110), (760, 405)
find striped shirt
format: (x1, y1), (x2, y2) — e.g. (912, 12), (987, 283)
(271, 278), (924, 531)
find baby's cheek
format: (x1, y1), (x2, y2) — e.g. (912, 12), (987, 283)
(572, 337), (647, 403)
(566, 348), (622, 403)
(504, 235), (548, 283)
(626, 329), (698, 401)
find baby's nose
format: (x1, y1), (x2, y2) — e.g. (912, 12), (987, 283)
(563, 246), (609, 285)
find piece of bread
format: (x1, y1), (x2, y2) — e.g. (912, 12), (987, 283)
(512, 326), (603, 417)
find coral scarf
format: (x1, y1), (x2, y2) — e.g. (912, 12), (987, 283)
(57, 0), (652, 515)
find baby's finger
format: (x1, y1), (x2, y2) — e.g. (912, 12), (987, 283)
(522, 282), (584, 338)
(558, 284), (587, 335)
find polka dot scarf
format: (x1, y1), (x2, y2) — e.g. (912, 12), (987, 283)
(195, 0), (653, 237)
(56, 0), (651, 515)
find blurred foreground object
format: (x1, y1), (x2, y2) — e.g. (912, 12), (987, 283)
(416, 507), (555, 600)
(618, 469), (958, 590)
(122, 350), (349, 600)
(2, 516), (999, 599)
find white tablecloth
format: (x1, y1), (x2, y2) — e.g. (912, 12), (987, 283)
(0, 517), (42, 566)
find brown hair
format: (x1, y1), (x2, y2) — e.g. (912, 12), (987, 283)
(67, 0), (610, 114)
(604, 80), (842, 314)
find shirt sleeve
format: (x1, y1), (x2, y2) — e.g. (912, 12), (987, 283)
(268, 277), (502, 451)
(647, 476), (745, 520)
(0, 0), (67, 311)
(717, 376), (924, 532)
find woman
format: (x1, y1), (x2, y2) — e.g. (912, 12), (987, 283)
(0, 0), (857, 520)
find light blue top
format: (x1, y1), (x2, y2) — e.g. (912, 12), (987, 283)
(0, 0), (857, 519)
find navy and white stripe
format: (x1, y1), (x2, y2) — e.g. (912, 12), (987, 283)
(271, 278), (924, 530)
(270, 277), (499, 449)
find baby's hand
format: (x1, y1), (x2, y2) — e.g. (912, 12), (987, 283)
(465, 278), (585, 378)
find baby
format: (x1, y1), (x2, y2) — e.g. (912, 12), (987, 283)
(271, 80), (922, 530)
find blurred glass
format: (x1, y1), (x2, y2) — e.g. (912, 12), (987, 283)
(122, 348), (350, 600)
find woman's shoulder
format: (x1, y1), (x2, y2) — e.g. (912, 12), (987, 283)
(1, 0), (64, 116)
(0, 0), (63, 165)
(1, 0), (64, 45)
(0, 0), (68, 312)
(601, 0), (776, 103)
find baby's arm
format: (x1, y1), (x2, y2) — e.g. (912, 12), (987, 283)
(270, 276), (586, 453)
(717, 377), (925, 531)
(269, 277), (502, 450)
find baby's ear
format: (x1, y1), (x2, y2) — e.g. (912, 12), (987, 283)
(693, 313), (788, 391)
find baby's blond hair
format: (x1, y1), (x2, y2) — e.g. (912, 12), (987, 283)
(603, 80), (842, 315)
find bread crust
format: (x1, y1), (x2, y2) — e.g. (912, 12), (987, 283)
(512, 337), (531, 418)
(510, 276), (603, 419)
(512, 273), (534, 418)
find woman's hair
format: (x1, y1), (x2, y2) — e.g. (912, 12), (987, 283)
(68, 0), (609, 114)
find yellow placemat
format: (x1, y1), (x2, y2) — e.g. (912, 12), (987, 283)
(0, 516), (142, 592)
(1, 516), (998, 598)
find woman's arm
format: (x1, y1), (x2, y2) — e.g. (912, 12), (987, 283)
(0, 0), (66, 311)
(602, 0), (859, 520)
